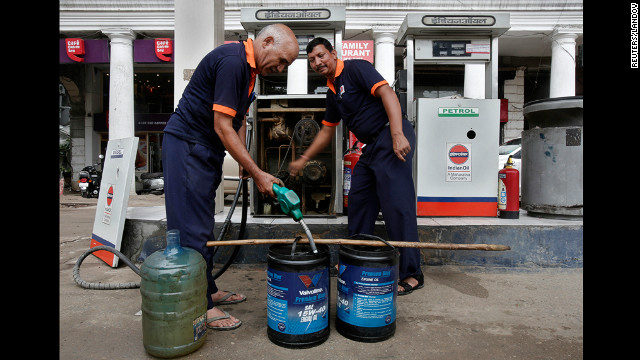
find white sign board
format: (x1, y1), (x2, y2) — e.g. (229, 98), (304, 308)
(89, 137), (139, 267)
(446, 142), (472, 182)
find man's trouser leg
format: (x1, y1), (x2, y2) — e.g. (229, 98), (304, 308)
(163, 133), (224, 310)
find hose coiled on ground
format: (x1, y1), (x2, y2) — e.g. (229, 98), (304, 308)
(72, 245), (141, 289)
(72, 181), (248, 289)
(72, 118), (253, 290)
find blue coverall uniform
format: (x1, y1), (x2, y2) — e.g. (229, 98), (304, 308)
(322, 59), (422, 281)
(162, 39), (258, 310)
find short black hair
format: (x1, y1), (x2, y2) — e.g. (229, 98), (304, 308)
(306, 37), (333, 54)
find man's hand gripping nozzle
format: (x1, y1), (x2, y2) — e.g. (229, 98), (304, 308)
(272, 183), (318, 253)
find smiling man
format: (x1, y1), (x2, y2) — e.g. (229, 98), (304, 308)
(289, 37), (424, 296)
(163, 24), (299, 331)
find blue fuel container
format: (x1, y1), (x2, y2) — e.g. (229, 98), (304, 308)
(336, 244), (399, 342)
(267, 243), (330, 348)
(140, 229), (208, 358)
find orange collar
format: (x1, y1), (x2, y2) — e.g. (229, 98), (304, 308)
(243, 38), (260, 96)
(243, 38), (258, 74)
(326, 59), (344, 94)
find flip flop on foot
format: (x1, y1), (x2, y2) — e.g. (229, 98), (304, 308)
(211, 290), (246, 306)
(398, 274), (424, 296)
(207, 308), (242, 331)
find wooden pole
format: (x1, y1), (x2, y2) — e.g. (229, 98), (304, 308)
(206, 238), (510, 251)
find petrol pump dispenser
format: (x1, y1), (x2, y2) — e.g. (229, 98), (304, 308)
(240, 7), (346, 217)
(396, 12), (510, 216)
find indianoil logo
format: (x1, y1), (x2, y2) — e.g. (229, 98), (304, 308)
(106, 185), (114, 206)
(448, 144), (469, 165)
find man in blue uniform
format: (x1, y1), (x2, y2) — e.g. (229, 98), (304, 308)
(163, 24), (299, 330)
(289, 37), (424, 296)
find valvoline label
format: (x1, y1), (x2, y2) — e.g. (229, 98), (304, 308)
(267, 267), (329, 335)
(337, 264), (397, 327)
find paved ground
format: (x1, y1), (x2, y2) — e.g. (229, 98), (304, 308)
(59, 191), (583, 359)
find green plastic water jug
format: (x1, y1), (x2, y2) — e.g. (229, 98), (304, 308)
(140, 229), (208, 358)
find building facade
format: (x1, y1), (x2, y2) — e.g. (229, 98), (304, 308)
(59, 0), (583, 199)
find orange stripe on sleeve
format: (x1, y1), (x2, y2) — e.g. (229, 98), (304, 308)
(213, 104), (237, 117)
(370, 80), (389, 96)
(322, 120), (339, 127)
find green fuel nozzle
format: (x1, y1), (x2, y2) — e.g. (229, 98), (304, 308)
(272, 183), (303, 221)
(272, 183), (317, 253)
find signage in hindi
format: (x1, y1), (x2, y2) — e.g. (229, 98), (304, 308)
(255, 9), (331, 20)
(422, 15), (496, 26)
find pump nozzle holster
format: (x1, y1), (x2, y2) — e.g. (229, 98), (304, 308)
(272, 184), (303, 221)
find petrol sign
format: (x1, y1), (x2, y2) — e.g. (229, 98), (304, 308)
(438, 107), (479, 117)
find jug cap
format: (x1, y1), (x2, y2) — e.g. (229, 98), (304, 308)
(164, 229), (183, 256)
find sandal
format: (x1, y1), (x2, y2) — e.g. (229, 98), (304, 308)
(212, 291), (247, 306)
(397, 273), (424, 296)
(207, 309), (242, 331)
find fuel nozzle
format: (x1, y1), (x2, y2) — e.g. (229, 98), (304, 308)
(272, 183), (318, 253)
(273, 183), (303, 221)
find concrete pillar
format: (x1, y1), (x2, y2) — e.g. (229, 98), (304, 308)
(102, 29), (136, 141)
(464, 63), (486, 99)
(174, 0), (224, 107)
(287, 59), (307, 94)
(373, 30), (396, 84)
(174, 0), (225, 213)
(549, 29), (579, 98)
(101, 28), (136, 194)
(84, 65), (102, 166)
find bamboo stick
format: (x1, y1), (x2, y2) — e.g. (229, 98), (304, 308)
(206, 238), (510, 251)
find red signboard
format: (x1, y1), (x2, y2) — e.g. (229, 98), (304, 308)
(154, 38), (173, 61)
(500, 98), (508, 123)
(342, 40), (374, 63)
(65, 38), (85, 62)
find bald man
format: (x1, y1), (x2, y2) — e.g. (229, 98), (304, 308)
(163, 24), (299, 330)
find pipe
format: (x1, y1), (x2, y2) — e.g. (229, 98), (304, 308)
(72, 171), (249, 289)
(211, 177), (248, 280)
(73, 117), (255, 289)
(72, 245), (141, 289)
(209, 116), (254, 279)
(297, 219), (318, 253)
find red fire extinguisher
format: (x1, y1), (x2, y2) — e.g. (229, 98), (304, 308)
(498, 155), (519, 219)
(343, 141), (362, 215)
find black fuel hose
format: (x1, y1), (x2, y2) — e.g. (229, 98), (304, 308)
(72, 245), (141, 289)
(71, 178), (249, 289)
(210, 116), (254, 278)
(348, 233), (396, 249)
(211, 177), (247, 280)
(73, 117), (253, 290)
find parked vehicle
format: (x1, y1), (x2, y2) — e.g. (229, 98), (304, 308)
(498, 138), (521, 171)
(223, 151), (240, 196)
(136, 172), (164, 195)
(78, 155), (104, 198)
